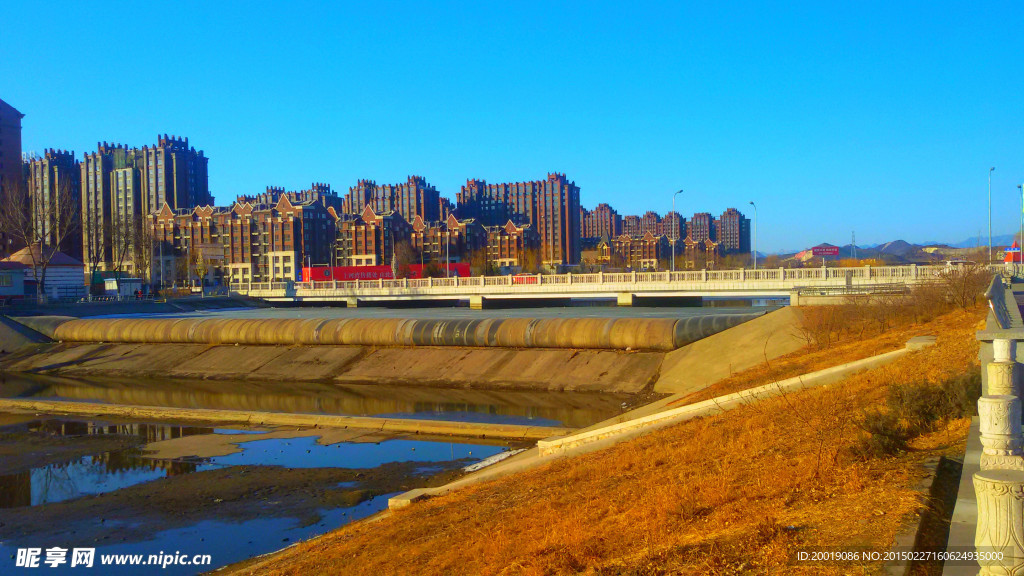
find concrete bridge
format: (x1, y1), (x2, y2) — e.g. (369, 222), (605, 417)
(230, 263), (1003, 307)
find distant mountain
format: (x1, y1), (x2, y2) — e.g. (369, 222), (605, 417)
(874, 240), (917, 258)
(947, 234), (1016, 249)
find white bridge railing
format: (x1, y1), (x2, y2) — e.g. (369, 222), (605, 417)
(229, 263), (1007, 300)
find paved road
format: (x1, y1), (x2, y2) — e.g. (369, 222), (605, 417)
(92, 303), (784, 320)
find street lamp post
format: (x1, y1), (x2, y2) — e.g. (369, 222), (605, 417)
(748, 201), (758, 271)
(671, 189), (683, 273)
(989, 167), (996, 264)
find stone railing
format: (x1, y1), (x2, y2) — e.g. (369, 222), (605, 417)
(228, 263), (1013, 299)
(962, 274), (1024, 574)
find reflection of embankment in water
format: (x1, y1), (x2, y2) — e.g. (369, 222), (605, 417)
(0, 373), (630, 429)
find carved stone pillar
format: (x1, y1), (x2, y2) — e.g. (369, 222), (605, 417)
(994, 339), (1017, 363)
(979, 395), (1024, 471)
(989, 362), (1018, 397)
(973, 469), (1024, 575)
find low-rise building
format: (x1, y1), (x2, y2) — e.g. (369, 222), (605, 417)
(612, 232), (670, 270)
(3, 245), (85, 300)
(485, 220), (540, 272)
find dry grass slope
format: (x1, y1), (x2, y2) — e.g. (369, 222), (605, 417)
(229, 306), (984, 576)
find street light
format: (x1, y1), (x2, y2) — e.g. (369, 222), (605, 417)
(748, 201), (758, 271)
(1019, 183), (1023, 266)
(671, 189), (683, 273)
(989, 167), (996, 264)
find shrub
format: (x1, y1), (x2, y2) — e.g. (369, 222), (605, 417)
(887, 381), (945, 435)
(853, 410), (909, 457)
(940, 371), (982, 419)
(854, 369), (981, 458)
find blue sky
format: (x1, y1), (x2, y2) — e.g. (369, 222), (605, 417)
(2, 1), (1022, 252)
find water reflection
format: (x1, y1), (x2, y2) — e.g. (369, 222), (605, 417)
(0, 374), (628, 428)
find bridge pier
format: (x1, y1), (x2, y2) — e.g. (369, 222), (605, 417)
(470, 295), (487, 310)
(617, 293), (634, 307)
(345, 297), (359, 308)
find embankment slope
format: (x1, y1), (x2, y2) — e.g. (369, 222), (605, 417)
(654, 305), (806, 394)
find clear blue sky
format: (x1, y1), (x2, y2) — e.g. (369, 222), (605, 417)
(3, 1), (1022, 252)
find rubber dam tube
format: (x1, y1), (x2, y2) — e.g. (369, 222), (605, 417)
(46, 313), (764, 351)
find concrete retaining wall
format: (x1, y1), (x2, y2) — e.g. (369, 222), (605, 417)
(41, 313), (763, 351)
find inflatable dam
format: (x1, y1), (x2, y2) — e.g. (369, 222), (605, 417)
(23, 313), (764, 351)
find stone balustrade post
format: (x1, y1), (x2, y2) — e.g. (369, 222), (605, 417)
(973, 469), (1024, 574)
(979, 395), (1024, 470)
(597, 271), (604, 284)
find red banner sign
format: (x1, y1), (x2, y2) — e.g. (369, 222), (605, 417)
(811, 246), (839, 256)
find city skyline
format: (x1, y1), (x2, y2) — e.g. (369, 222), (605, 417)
(3, 2), (1023, 252)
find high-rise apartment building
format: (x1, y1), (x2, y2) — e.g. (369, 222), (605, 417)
(26, 149), (82, 260)
(341, 176), (441, 223)
(456, 173), (580, 267)
(139, 135), (211, 214)
(0, 98), (23, 197)
(82, 136), (210, 275)
(581, 203), (622, 240)
(717, 208), (751, 254)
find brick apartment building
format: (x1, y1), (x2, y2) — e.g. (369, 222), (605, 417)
(238, 183), (342, 212)
(486, 220), (541, 271)
(335, 205), (414, 268)
(456, 173), (580, 267)
(613, 232), (670, 270)
(153, 193), (335, 286)
(342, 176), (443, 223)
(717, 207), (751, 254)
(581, 203), (622, 240)
(408, 214), (486, 267)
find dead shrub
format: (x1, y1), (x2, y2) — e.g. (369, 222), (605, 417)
(854, 369), (981, 458)
(853, 410), (909, 457)
(940, 371), (982, 419)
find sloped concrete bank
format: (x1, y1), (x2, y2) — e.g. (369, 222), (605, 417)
(0, 342), (665, 392)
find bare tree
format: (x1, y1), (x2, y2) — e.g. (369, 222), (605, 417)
(0, 179), (80, 302)
(191, 246), (208, 287)
(391, 240), (415, 279)
(109, 212), (135, 276)
(521, 247), (541, 273)
(131, 219), (154, 285)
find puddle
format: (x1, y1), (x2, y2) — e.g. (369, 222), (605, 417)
(198, 436), (505, 471)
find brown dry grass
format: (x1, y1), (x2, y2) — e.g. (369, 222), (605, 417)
(228, 306), (984, 576)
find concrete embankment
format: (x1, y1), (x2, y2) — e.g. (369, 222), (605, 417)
(0, 309), (803, 394)
(0, 398), (569, 441)
(0, 342), (665, 392)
